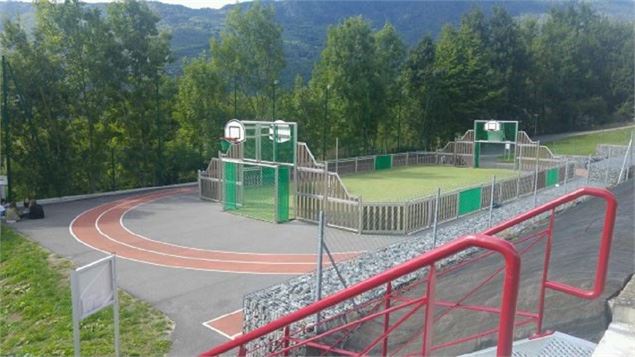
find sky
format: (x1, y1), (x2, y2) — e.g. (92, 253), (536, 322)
(0, 1), (249, 10)
(84, 1), (245, 9)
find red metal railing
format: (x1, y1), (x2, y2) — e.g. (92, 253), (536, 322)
(201, 187), (617, 356)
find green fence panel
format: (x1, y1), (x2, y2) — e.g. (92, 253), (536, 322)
(277, 166), (290, 222)
(545, 167), (559, 187)
(458, 187), (482, 216)
(375, 155), (392, 170)
(219, 139), (232, 153)
(223, 162), (237, 210)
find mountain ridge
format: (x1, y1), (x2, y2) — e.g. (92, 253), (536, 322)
(1, 0), (632, 82)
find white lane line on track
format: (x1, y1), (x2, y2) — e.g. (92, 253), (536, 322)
(94, 196), (324, 265)
(68, 190), (318, 274)
(118, 191), (363, 257)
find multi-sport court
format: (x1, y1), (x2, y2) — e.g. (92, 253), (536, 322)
(49, 118), (632, 354)
(200, 119), (570, 235)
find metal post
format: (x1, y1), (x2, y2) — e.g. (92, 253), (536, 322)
(563, 161), (569, 193)
(275, 166), (279, 223)
(381, 282), (392, 356)
(627, 131), (634, 181)
(605, 146), (611, 185)
(488, 176), (496, 227)
(586, 154), (592, 185)
(618, 133), (633, 183)
(71, 271), (81, 357)
(314, 211), (325, 326)
(112, 256), (121, 357)
(233, 76), (238, 118)
(533, 150), (539, 207)
(335, 137), (339, 174)
(272, 80), (278, 120)
(432, 188), (440, 248)
(2, 56), (12, 202)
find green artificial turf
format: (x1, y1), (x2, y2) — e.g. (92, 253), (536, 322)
(341, 166), (517, 202)
(545, 126), (634, 156)
(0, 225), (173, 356)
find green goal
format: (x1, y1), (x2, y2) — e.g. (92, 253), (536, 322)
(222, 160), (291, 223)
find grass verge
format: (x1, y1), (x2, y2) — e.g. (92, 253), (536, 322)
(0, 225), (173, 356)
(545, 126), (634, 155)
(341, 166), (517, 202)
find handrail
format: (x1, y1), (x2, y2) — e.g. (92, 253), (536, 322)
(482, 186), (617, 300)
(201, 186), (617, 356)
(200, 234), (521, 357)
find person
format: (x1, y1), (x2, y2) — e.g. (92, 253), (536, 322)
(0, 200), (5, 217)
(20, 198), (30, 218)
(28, 199), (44, 219)
(5, 202), (20, 222)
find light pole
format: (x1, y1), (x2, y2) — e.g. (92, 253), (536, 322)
(272, 79), (279, 121)
(233, 76), (237, 118)
(397, 89), (402, 152)
(534, 114), (538, 137)
(2, 56), (12, 202)
(323, 84), (331, 160)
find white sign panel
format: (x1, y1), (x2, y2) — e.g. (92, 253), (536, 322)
(75, 259), (115, 319)
(71, 255), (120, 357)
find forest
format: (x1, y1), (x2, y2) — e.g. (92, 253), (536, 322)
(0, 0), (633, 199)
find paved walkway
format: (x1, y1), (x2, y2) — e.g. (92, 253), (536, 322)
(10, 186), (395, 355)
(10, 175), (632, 355)
(536, 124), (634, 143)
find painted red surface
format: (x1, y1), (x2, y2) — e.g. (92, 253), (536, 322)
(70, 188), (357, 274)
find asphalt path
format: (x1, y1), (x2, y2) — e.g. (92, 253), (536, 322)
(9, 180), (633, 355)
(10, 186), (395, 355)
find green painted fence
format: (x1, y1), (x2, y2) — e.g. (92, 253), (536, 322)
(277, 166), (290, 222)
(458, 187), (482, 216)
(375, 155), (392, 170)
(223, 162), (237, 210)
(545, 167), (559, 187)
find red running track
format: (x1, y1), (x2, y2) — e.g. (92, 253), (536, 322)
(69, 188), (358, 274)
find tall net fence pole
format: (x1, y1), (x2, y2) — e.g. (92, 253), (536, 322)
(563, 160), (569, 193)
(488, 176), (496, 227)
(314, 211), (325, 326)
(586, 155), (592, 185)
(605, 146), (611, 185)
(432, 188), (441, 248)
(533, 141), (540, 207)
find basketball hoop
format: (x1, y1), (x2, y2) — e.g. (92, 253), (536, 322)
(269, 120), (291, 143)
(485, 120), (501, 132)
(224, 119), (246, 143)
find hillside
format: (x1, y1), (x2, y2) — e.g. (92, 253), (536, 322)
(1, 0), (632, 82)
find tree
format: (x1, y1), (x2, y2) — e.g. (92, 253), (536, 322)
(487, 6), (529, 120)
(211, 1), (285, 118)
(311, 16), (384, 155)
(106, 0), (171, 187)
(374, 22), (406, 151)
(174, 58), (227, 163)
(402, 35), (437, 149)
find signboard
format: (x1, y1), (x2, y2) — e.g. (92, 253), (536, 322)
(71, 255), (120, 357)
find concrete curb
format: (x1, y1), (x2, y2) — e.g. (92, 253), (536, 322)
(37, 182), (197, 205)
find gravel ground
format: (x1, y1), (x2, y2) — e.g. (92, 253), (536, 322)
(243, 175), (610, 332)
